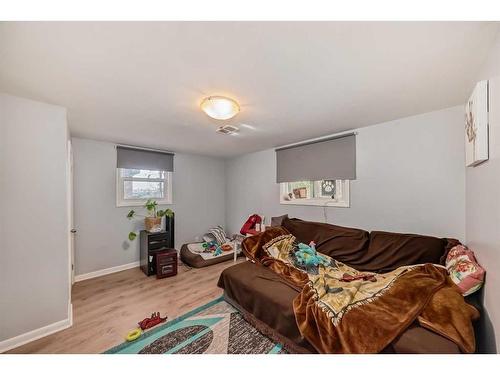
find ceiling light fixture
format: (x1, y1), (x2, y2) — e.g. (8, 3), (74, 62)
(200, 96), (240, 120)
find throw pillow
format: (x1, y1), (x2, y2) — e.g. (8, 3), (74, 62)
(208, 225), (227, 246)
(263, 234), (296, 262)
(446, 245), (485, 296)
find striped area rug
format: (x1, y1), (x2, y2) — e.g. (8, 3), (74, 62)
(105, 296), (286, 354)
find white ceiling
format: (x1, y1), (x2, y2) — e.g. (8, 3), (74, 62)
(1, 22), (499, 158)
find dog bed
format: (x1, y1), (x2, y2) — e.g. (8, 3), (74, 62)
(180, 242), (240, 268)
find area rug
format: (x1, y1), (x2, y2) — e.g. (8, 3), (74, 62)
(105, 296), (286, 354)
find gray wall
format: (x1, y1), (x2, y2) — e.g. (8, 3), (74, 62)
(72, 137), (226, 276)
(0, 93), (70, 341)
(226, 106), (466, 241)
(465, 30), (500, 353)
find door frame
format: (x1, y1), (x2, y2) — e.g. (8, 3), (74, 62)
(67, 139), (75, 285)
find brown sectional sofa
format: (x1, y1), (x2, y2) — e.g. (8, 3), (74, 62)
(218, 217), (480, 354)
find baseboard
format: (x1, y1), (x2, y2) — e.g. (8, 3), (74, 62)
(0, 302), (73, 353)
(74, 261), (140, 282)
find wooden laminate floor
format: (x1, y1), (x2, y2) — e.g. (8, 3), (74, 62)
(7, 259), (244, 354)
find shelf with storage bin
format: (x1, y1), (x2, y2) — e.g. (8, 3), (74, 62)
(140, 230), (175, 276)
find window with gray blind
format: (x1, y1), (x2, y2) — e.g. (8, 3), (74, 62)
(116, 145), (174, 172)
(275, 133), (356, 183)
(116, 145), (174, 206)
(276, 133), (356, 207)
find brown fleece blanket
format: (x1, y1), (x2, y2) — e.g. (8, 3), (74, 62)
(243, 227), (479, 354)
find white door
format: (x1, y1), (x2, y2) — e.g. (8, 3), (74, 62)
(68, 140), (75, 285)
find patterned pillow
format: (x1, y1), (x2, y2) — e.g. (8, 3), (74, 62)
(207, 225), (227, 246)
(263, 234), (296, 262)
(446, 245), (485, 296)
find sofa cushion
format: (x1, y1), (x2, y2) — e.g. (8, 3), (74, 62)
(355, 231), (448, 273)
(281, 217), (370, 263)
(271, 214), (289, 227)
(281, 217), (459, 273)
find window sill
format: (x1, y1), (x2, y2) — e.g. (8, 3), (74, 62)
(116, 198), (172, 208)
(280, 199), (349, 208)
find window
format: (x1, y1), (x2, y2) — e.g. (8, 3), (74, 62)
(280, 179), (349, 207)
(116, 168), (172, 207)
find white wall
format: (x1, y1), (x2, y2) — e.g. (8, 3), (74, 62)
(465, 30), (500, 353)
(226, 106), (466, 241)
(72, 137), (226, 276)
(0, 93), (70, 345)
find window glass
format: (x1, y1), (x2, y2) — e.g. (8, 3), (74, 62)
(287, 180), (313, 199)
(123, 181), (165, 200)
(280, 179), (349, 207)
(121, 169), (165, 179)
(317, 179), (336, 198)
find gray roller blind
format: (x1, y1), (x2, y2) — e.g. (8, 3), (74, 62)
(116, 145), (174, 171)
(276, 133), (356, 183)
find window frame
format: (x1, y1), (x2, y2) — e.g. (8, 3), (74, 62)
(279, 180), (350, 207)
(116, 168), (173, 207)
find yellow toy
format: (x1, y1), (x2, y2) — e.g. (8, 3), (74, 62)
(126, 328), (142, 342)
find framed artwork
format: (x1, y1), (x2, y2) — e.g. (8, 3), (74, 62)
(465, 80), (489, 167)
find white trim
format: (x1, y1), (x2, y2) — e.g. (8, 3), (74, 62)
(68, 302), (73, 326)
(0, 302), (73, 353)
(116, 169), (173, 207)
(67, 139), (75, 286)
(279, 198), (350, 208)
(74, 261), (140, 282)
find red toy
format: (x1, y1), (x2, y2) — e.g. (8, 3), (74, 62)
(138, 312), (168, 330)
(240, 214), (262, 235)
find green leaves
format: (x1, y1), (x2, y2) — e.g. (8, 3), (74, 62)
(145, 199), (158, 216)
(157, 208), (174, 218)
(125, 202), (173, 242)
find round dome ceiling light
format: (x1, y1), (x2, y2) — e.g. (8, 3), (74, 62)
(200, 96), (240, 120)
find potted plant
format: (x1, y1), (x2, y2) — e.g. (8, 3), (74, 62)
(126, 199), (174, 241)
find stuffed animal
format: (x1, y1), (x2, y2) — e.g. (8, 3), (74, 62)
(138, 312), (168, 330)
(203, 240), (224, 256)
(295, 241), (329, 267)
(214, 247), (223, 256)
(202, 240), (218, 252)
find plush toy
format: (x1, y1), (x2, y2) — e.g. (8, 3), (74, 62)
(295, 241), (329, 267)
(203, 240), (225, 256)
(138, 312), (168, 330)
(202, 240), (218, 252)
(214, 247), (223, 256)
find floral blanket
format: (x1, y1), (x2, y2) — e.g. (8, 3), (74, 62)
(244, 229), (479, 353)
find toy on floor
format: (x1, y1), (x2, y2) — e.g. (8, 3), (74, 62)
(126, 328), (142, 342)
(202, 239), (230, 256)
(213, 247), (223, 256)
(138, 312), (168, 330)
(202, 240), (218, 253)
(221, 243), (233, 252)
(295, 241), (329, 268)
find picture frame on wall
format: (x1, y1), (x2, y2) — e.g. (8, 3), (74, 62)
(465, 80), (489, 167)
